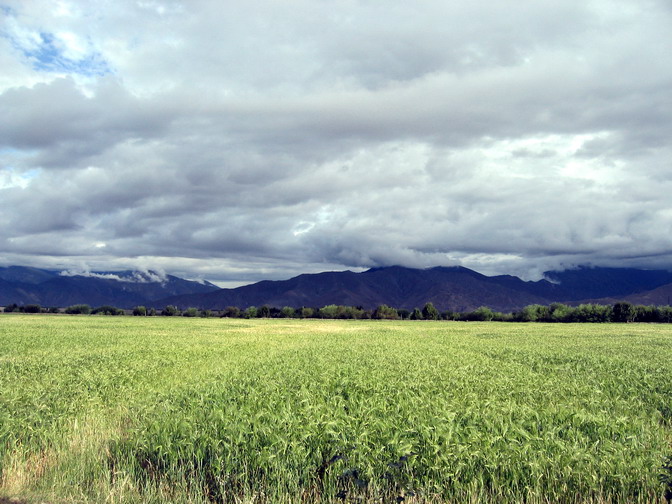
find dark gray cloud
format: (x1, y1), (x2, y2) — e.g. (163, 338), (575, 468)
(1, 0), (671, 285)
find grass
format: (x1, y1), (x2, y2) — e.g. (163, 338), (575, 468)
(0, 316), (671, 503)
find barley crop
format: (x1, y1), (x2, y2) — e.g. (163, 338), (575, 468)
(0, 316), (670, 503)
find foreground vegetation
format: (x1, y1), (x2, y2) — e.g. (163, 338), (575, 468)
(0, 316), (671, 503)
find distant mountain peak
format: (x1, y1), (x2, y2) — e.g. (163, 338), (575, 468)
(0, 265), (218, 308)
(4, 264), (672, 312)
(156, 265), (672, 313)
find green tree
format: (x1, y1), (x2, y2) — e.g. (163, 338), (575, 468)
(422, 302), (439, 320)
(612, 302), (635, 323)
(410, 308), (423, 320)
(65, 304), (91, 315)
(464, 306), (494, 321)
(318, 305), (340, 319)
(549, 303), (574, 322)
(657, 305), (672, 323)
(633, 304), (657, 323)
(92, 305), (124, 315)
(182, 307), (199, 317)
(516, 304), (549, 322)
(372, 304), (399, 320)
(132, 306), (147, 316)
(161, 305), (180, 316)
(221, 306), (241, 318)
(348, 306), (367, 319)
(574, 304), (611, 323)
(258, 305), (271, 318)
(243, 306), (258, 319)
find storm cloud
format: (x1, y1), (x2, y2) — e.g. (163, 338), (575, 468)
(1, 0), (671, 286)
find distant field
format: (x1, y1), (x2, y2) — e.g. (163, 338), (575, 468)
(0, 316), (671, 503)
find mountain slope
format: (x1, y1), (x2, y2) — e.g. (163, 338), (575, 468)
(621, 283), (672, 305)
(586, 282), (672, 307)
(5, 264), (672, 312)
(155, 266), (568, 312)
(0, 266), (219, 308)
(158, 265), (672, 312)
(0, 266), (58, 285)
(0, 277), (41, 305)
(542, 267), (672, 300)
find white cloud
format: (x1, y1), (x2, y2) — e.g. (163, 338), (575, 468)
(0, 0), (671, 285)
(59, 267), (168, 283)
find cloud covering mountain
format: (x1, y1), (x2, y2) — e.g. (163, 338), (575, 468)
(3, 264), (672, 313)
(156, 266), (672, 313)
(1, 1), (671, 286)
(0, 265), (218, 308)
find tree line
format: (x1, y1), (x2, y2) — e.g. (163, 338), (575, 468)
(3, 300), (672, 323)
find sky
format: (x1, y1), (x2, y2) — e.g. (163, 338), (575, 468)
(0, 0), (671, 287)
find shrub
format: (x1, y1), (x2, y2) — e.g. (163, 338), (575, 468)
(65, 304), (91, 315)
(549, 303), (574, 322)
(372, 304), (399, 320)
(657, 305), (672, 323)
(221, 306), (241, 318)
(422, 302), (440, 320)
(573, 304), (611, 323)
(463, 306), (495, 322)
(161, 305), (180, 316)
(92, 305), (124, 316)
(633, 305), (657, 323)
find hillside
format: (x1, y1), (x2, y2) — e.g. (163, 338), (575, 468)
(156, 265), (672, 312)
(0, 266), (219, 308)
(4, 264), (672, 312)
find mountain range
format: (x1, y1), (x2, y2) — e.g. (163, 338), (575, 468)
(159, 265), (672, 312)
(0, 266), (219, 309)
(2, 264), (672, 313)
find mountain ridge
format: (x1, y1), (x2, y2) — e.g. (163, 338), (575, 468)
(3, 264), (672, 312)
(155, 265), (672, 312)
(0, 266), (219, 308)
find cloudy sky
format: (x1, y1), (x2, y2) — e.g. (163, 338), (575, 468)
(1, 0), (671, 286)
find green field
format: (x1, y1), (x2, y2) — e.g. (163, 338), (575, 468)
(0, 316), (671, 503)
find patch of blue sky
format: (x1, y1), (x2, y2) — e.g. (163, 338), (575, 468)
(0, 147), (30, 156)
(21, 32), (112, 77)
(0, 167), (41, 190)
(1, 13), (113, 78)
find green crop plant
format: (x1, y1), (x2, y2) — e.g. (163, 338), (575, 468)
(0, 316), (670, 503)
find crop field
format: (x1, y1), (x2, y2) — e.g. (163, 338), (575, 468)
(0, 316), (671, 503)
